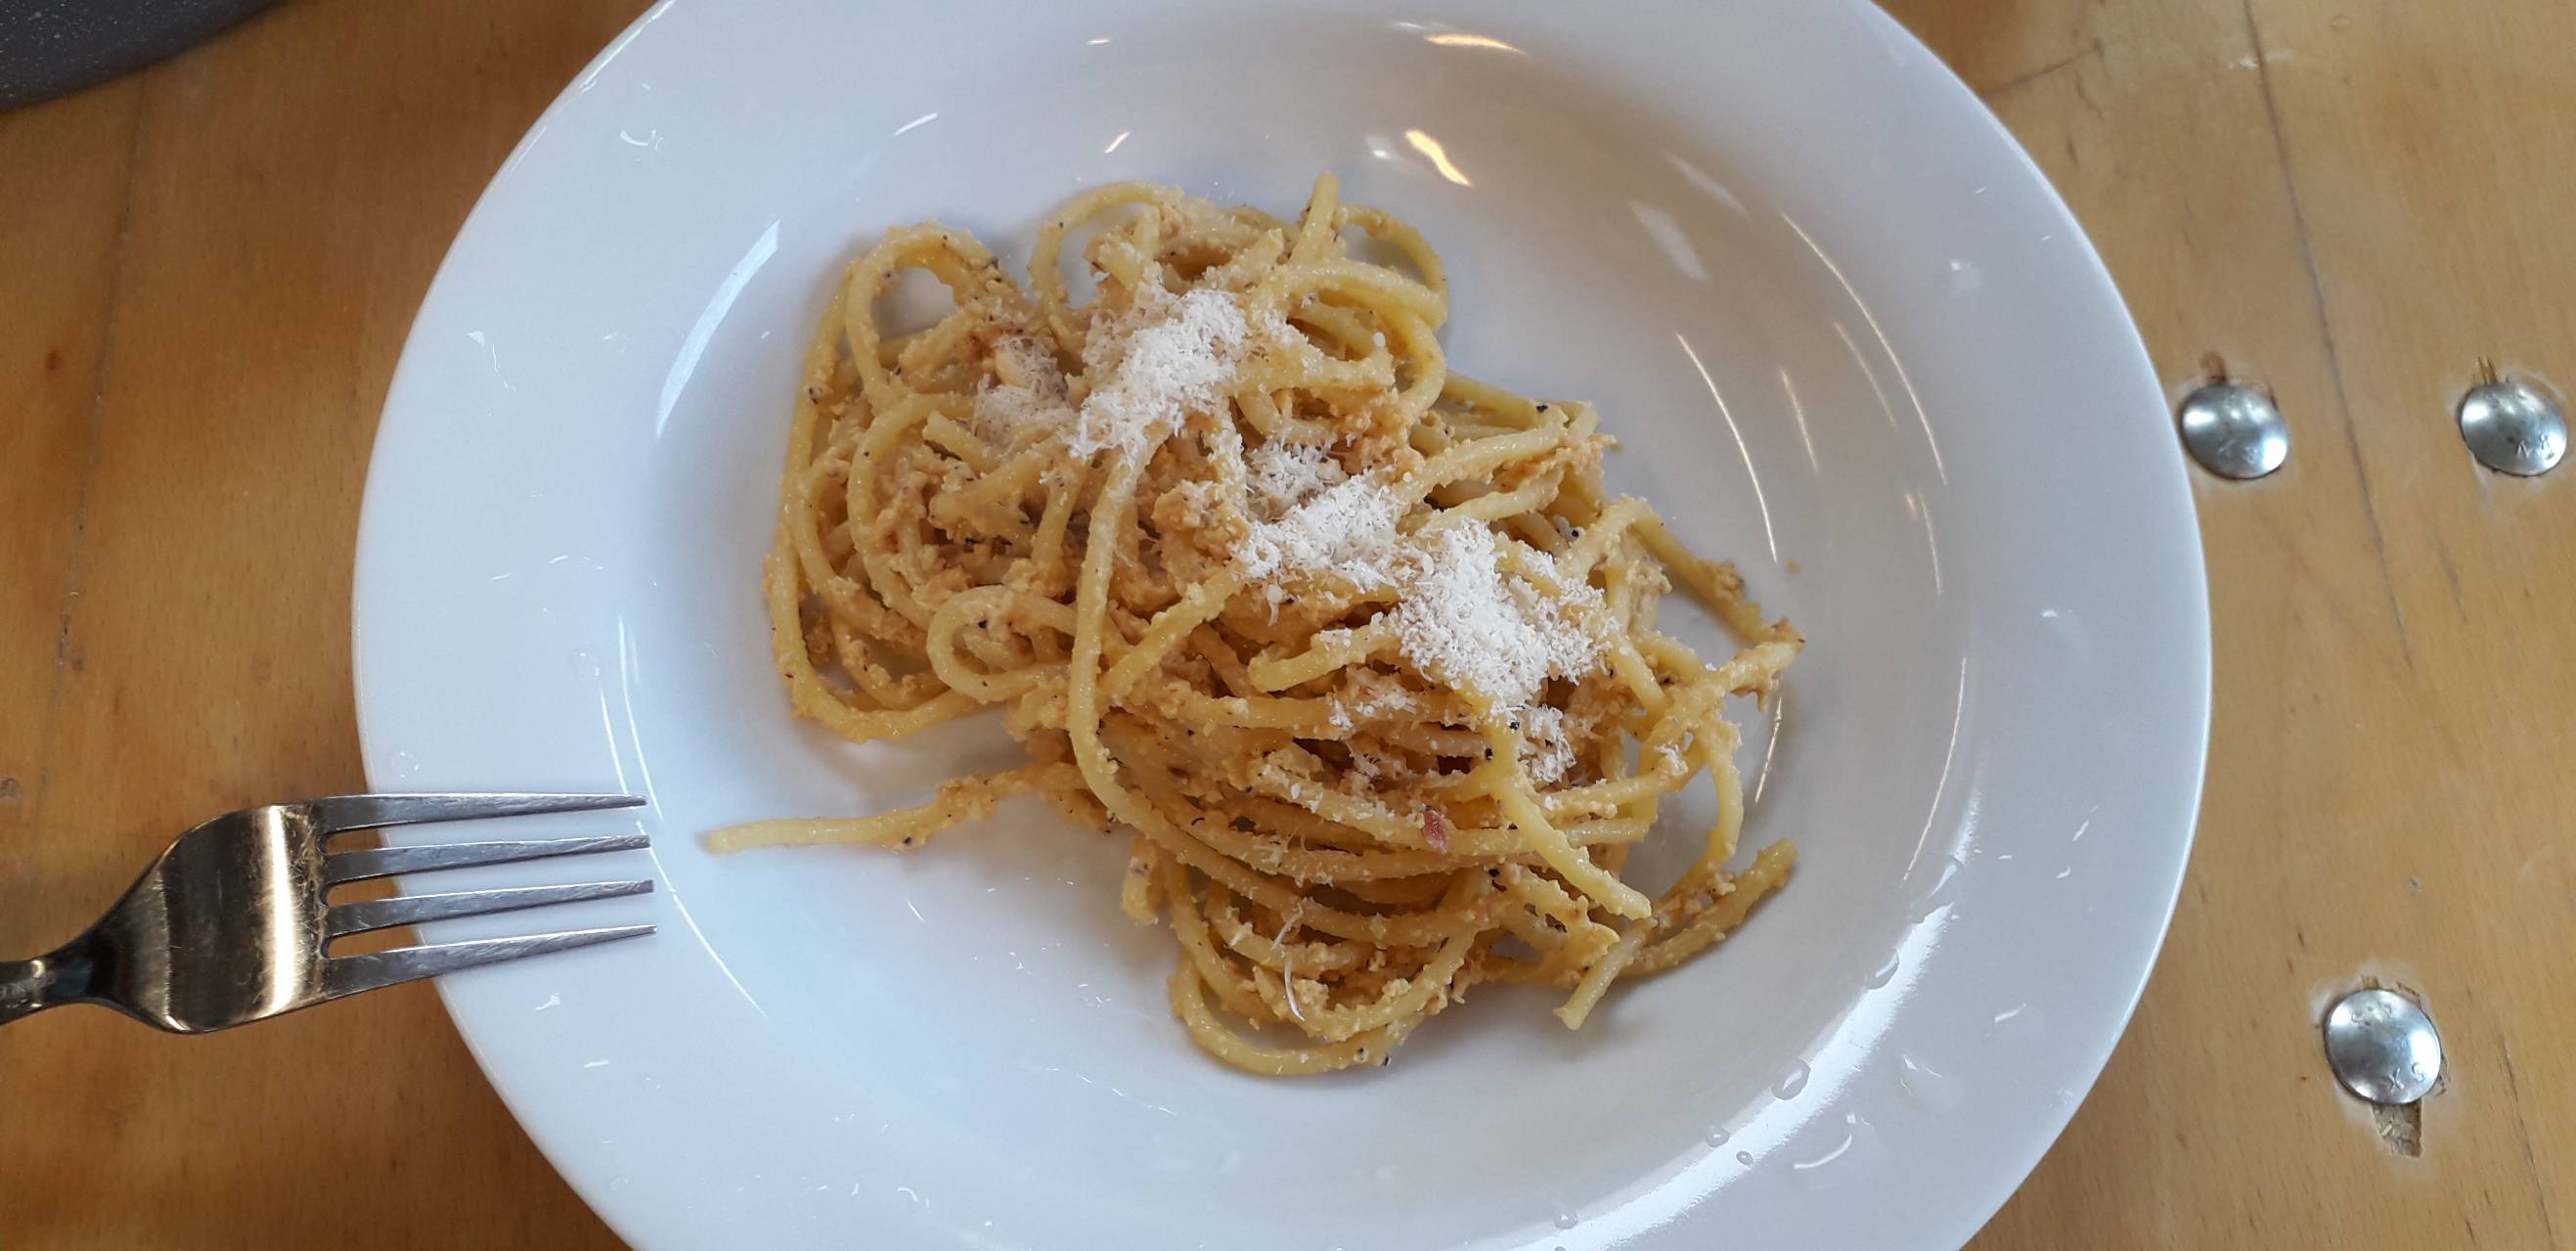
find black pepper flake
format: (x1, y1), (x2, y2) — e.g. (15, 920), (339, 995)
(900, 836), (914, 846)
(1535, 403), (1550, 412)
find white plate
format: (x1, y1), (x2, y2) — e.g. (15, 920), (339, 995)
(353, 2), (2208, 1247)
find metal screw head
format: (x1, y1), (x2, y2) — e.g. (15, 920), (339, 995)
(2324, 989), (2442, 1105)
(2179, 380), (2288, 479)
(2458, 376), (2566, 476)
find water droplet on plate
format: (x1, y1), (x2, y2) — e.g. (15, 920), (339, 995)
(1899, 1052), (1966, 1112)
(1773, 1059), (1812, 1099)
(1865, 953), (1899, 989)
(1704, 1127), (1731, 1147)
(1790, 1126), (1855, 1173)
(1943, 258), (1983, 295)
(1552, 1204), (1578, 1230)
(1912, 855), (1967, 920)
(1734, 1149), (1754, 1167)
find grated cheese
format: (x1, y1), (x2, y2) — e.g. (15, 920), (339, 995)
(1236, 475), (1404, 586)
(1518, 705), (1574, 784)
(971, 335), (1075, 446)
(1244, 439), (1348, 520)
(992, 334), (1063, 390)
(1229, 471), (1607, 705)
(1389, 524), (1604, 706)
(1658, 738), (1689, 774)
(1069, 288), (1253, 458)
(1349, 668), (1413, 719)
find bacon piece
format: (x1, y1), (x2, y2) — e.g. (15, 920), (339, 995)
(1421, 808), (1451, 853)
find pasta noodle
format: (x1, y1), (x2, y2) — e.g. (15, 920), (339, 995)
(711, 175), (1803, 1075)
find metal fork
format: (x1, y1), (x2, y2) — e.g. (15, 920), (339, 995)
(0, 793), (655, 1032)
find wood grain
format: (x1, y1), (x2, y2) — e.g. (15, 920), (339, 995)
(2, 0), (2569, 1246)
(0, 74), (137, 924)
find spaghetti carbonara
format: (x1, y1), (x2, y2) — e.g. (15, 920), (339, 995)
(713, 175), (1802, 1075)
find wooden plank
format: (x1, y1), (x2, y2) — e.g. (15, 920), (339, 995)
(0, 2), (647, 1248)
(1888, 0), (2575, 1245)
(0, 79), (139, 939)
(2240, 2), (2576, 1245)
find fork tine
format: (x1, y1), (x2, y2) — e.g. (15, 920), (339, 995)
(324, 833), (649, 885)
(308, 792), (645, 836)
(326, 879), (654, 940)
(322, 924), (656, 999)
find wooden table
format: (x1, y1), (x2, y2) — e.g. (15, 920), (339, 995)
(4, 1), (2568, 1245)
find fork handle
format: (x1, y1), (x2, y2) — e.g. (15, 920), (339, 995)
(0, 947), (90, 1027)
